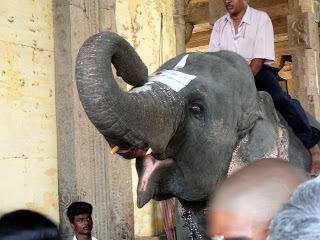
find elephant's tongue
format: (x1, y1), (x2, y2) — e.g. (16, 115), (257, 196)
(137, 155), (172, 208)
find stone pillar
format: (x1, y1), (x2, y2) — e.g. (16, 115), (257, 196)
(173, 0), (186, 55)
(53, 0), (134, 239)
(287, 0), (320, 120)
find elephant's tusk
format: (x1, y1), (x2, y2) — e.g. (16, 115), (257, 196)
(110, 146), (120, 155)
(146, 148), (153, 155)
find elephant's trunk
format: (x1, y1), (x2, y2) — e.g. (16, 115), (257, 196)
(76, 32), (149, 149)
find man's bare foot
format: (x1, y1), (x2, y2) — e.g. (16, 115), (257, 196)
(308, 144), (320, 177)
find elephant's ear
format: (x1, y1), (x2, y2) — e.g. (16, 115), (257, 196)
(230, 91), (290, 175)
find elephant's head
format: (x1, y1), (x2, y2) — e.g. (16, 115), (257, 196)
(76, 32), (287, 210)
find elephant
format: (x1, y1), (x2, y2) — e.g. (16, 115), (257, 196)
(75, 32), (319, 239)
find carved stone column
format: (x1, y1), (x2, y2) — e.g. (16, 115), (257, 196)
(287, 0), (320, 120)
(173, 0), (186, 55)
(53, 0), (134, 239)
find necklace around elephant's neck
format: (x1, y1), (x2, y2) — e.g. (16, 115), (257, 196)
(183, 210), (203, 240)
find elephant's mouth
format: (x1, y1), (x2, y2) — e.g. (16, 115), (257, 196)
(116, 145), (150, 159)
(136, 154), (173, 208)
(114, 145), (173, 208)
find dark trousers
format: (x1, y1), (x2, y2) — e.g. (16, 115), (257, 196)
(254, 65), (320, 148)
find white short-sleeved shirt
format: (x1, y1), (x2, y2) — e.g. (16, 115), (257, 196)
(208, 6), (275, 66)
(73, 235), (99, 240)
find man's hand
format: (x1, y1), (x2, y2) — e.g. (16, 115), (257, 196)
(309, 144), (320, 177)
(250, 58), (265, 76)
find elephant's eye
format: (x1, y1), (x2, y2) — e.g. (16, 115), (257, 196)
(191, 105), (202, 112)
(189, 101), (205, 121)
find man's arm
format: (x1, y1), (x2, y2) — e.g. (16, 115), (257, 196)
(250, 58), (265, 76)
(251, 13), (275, 68)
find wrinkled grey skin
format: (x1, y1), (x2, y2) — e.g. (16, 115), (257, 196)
(76, 32), (319, 239)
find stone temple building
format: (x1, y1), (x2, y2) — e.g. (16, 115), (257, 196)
(0, 0), (320, 239)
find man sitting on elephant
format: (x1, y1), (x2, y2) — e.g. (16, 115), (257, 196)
(208, 0), (320, 176)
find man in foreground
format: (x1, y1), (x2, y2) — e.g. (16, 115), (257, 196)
(207, 158), (309, 240)
(208, 0), (320, 176)
(67, 201), (100, 240)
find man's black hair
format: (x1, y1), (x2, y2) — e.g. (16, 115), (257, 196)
(0, 209), (61, 240)
(67, 202), (93, 224)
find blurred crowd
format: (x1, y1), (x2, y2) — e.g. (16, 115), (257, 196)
(1, 158), (319, 240)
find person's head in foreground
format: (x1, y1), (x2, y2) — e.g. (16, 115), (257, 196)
(267, 175), (320, 240)
(0, 209), (61, 240)
(208, 158), (310, 240)
(67, 201), (93, 239)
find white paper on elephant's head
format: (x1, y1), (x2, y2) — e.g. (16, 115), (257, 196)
(148, 70), (196, 92)
(129, 83), (154, 93)
(173, 55), (189, 70)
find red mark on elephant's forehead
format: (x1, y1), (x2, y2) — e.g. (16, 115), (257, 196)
(156, 72), (162, 75)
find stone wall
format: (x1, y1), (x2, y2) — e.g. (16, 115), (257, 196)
(0, 0), (58, 222)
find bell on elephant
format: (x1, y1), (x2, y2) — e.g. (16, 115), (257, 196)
(207, 158), (309, 240)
